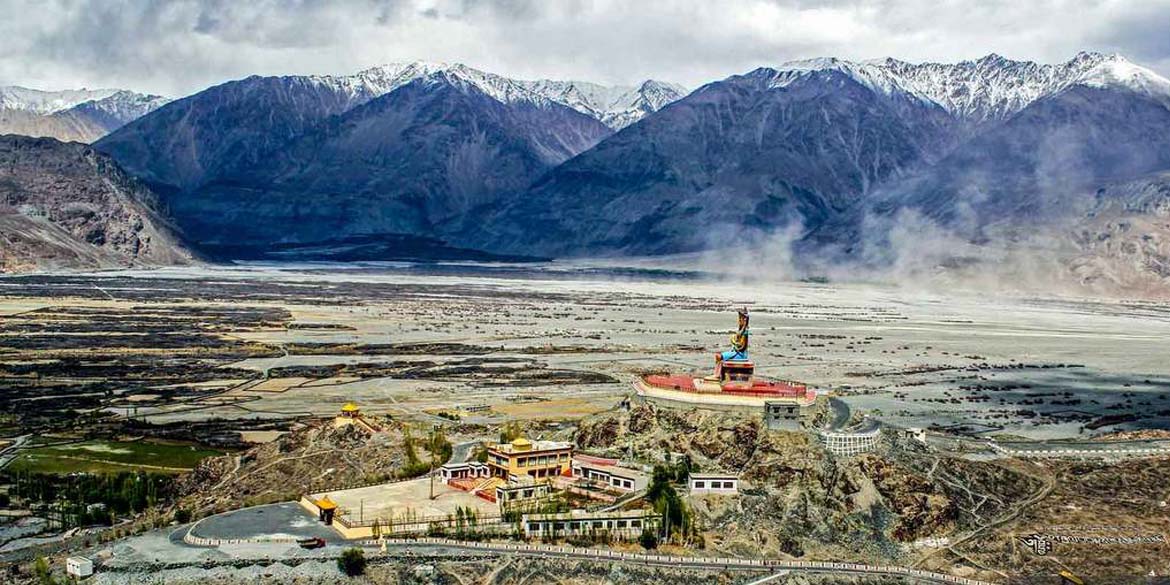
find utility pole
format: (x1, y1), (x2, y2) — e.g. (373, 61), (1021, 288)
(429, 425), (438, 500)
(663, 500), (670, 543)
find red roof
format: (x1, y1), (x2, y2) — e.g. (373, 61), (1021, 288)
(642, 374), (809, 397)
(574, 454), (620, 467)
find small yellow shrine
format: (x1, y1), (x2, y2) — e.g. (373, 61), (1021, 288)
(334, 402), (361, 428)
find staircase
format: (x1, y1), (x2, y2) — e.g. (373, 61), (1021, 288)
(471, 477), (505, 503)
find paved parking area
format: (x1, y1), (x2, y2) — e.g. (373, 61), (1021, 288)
(189, 502), (338, 542)
(311, 477), (498, 524)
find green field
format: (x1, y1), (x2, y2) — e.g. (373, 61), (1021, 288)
(7, 440), (226, 474)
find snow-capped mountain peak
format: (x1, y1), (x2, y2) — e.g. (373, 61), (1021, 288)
(354, 61), (545, 105)
(515, 77), (686, 129)
(1076, 54), (1170, 97)
(75, 90), (172, 125)
(306, 61), (685, 130)
(763, 57), (933, 104)
(0, 86), (122, 114)
(762, 52), (1170, 123)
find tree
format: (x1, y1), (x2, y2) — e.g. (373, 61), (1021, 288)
(34, 557), (57, 585)
(499, 422), (523, 443)
(428, 426), (453, 464)
(639, 529), (659, 550)
(646, 465), (691, 544)
(397, 429), (431, 478)
(337, 547), (367, 577)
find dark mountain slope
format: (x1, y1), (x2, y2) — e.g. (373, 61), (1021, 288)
(158, 74), (612, 250)
(95, 76), (374, 191)
(461, 67), (956, 257)
(808, 84), (1170, 264)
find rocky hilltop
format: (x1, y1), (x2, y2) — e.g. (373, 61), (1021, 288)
(175, 415), (413, 516)
(0, 135), (194, 273)
(576, 403), (1038, 566)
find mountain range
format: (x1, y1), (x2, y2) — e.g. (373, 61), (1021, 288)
(0, 86), (170, 143)
(3, 53), (1170, 295)
(92, 62), (686, 258)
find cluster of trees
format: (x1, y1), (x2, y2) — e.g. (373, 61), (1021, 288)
(646, 464), (699, 547)
(397, 426), (453, 478)
(4, 470), (172, 528)
(498, 422), (524, 443)
(502, 496), (569, 523)
(426, 505), (488, 540)
(661, 453), (698, 483)
(564, 527), (618, 547)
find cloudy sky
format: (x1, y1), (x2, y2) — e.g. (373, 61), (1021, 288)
(2, 0), (1168, 97)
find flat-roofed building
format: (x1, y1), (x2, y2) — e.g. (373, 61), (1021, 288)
(571, 459), (649, 492)
(487, 437), (572, 482)
(688, 473), (739, 494)
(66, 557), (94, 578)
(438, 462), (490, 483)
(496, 481), (552, 512)
(764, 400), (806, 431)
(521, 509), (659, 539)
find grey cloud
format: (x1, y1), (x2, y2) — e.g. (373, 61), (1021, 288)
(0, 0), (1168, 97)
(1091, 2), (1170, 63)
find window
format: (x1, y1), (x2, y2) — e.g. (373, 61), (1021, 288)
(631, 520), (641, 528)
(617, 520), (627, 528)
(528, 523), (540, 532)
(694, 481), (705, 488)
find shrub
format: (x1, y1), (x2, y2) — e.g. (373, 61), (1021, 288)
(639, 529), (659, 550)
(174, 508), (192, 524)
(337, 547), (367, 577)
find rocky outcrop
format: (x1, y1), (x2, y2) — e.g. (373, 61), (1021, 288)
(0, 135), (194, 273)
(174, 415), (412, 515)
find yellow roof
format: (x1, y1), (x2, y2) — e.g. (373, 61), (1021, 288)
(341, 402), (359, 413)
(510, 437), (532, 449)
(316, 496), (337, 510)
